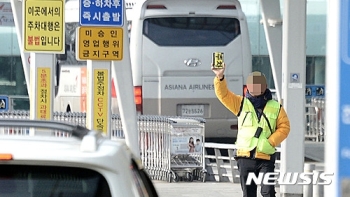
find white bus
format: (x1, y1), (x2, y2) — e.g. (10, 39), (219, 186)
(128, 0), (252, 140)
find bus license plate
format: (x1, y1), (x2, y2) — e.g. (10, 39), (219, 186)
(181, 105), (204, 116)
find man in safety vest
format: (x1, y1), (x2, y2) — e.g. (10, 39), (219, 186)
(212, 65), (290, 197)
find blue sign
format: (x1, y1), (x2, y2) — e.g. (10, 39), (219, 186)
(79, 0), (124, 26)
(305, 85), (325, 98)
(0, 96), (9, 112)
(292, 73), (299, 81)
(338, 0), (350, 195)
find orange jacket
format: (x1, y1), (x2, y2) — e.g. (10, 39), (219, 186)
(214, 77), (290, 159)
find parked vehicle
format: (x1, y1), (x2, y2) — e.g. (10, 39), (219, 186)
(0, 119), (158, 197)
(128, 0), (252, 139)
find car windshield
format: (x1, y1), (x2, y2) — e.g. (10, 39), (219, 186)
(0, 165), (111, 197)
(143, 17), (241, 46)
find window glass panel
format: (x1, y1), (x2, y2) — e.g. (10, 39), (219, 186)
(0, 165), (112, 197)
(252, 56), (326, 92)
(252, 56), (275, 89)
(306, 56), (325, 85)
(143, 17), (241, 46)
(0, 56), (27, 96)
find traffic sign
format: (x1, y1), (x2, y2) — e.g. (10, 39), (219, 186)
(36, 68), (51, 120)
(93, 69), (108, 133)
(76, 26), (123, 60)
(0, 96), (9, 112)
(79, 0), (124, 26)
(23, 0), (65, 53)
(305, 85), (325, 98)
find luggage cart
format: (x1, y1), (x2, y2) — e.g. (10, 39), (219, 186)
(167, 118), (207, 182)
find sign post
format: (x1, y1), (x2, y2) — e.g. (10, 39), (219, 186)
(77, 27), (123, 61)
(22, 0), (65, 121)
(84, 61), (111, 135)
(325, 0), (350, 196)
(80, 0), (123, 27)
(77, 0), (123, 138)
(29, 54), (55, 121)
(77, 26), (123, 136)
(24, 0), (64, 53)
(78, 0), (139, 158)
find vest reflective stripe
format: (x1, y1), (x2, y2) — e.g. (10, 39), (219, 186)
(235, 99), (281, 154)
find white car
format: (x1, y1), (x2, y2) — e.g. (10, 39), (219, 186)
(0, 119), (158, 197)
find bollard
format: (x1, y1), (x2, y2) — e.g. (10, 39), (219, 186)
(312, 170), (324, 197)
(303, 163), (315, 197)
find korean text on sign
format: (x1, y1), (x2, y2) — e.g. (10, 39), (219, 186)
(36, 68), (51, 120)
(80, 0), (123, 26)
(93, 69), (108, 134)
(80, 67), (87, 112)
(77, 27), (123, 60)
(24, 1), (64, 52)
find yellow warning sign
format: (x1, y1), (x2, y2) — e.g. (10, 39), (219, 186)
(36, 67), (51, 120)
(77, 26), (123, 61)
(93, 69), (108, 134)
(24, 0), (65, 53)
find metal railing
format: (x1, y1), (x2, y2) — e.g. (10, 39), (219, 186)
(1, 94), (326, 141)
(0, 111), (206, 182)
(204, 142), (281, 183)
(305, 98), (325, 142)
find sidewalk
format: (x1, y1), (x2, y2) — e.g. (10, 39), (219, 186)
(153, 181), (281, 197)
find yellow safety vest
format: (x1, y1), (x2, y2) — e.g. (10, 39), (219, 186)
(235, 99), (281, 155)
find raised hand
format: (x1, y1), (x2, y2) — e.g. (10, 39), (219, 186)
(211, 63), (225, 79)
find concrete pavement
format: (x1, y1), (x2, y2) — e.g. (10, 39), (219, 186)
(304, 141), (324, 162)
(153, 180), (281, 197)
(151, 142), (324, 197)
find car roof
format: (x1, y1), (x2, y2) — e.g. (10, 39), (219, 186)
(0, 119), (131, 173)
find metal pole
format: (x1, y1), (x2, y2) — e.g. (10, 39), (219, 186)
(303, 163), (315, 197)
(312, 170), (324, 197)
(259, 0), (283, 102)
(111, 5), (140, 159)
(280, 0), (306, 196)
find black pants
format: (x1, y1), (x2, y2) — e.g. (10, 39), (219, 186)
(237, 155), (276, 197)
